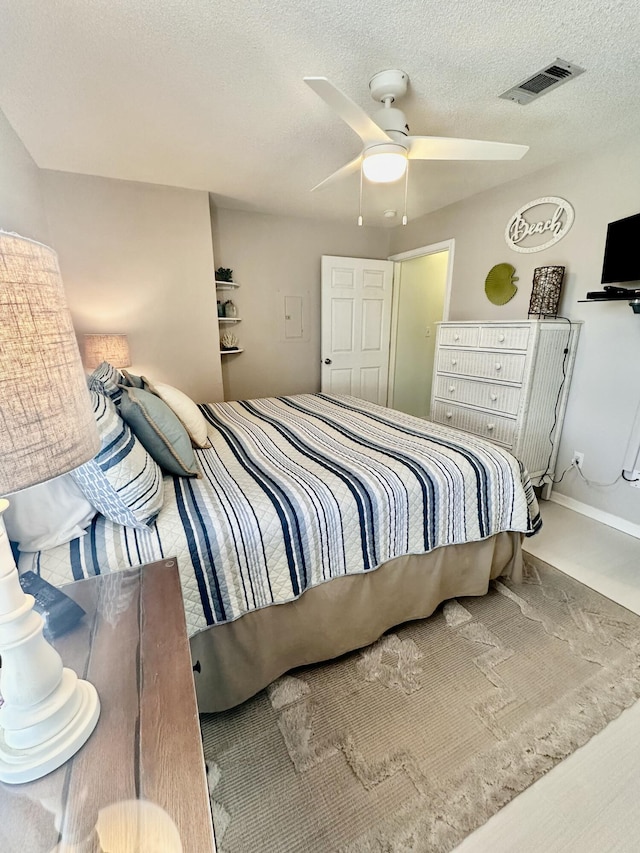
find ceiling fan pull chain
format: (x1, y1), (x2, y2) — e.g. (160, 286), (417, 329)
(402, 160), (409, 226)
(358, 165), (363, 226)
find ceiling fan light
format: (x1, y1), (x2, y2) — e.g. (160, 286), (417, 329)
(362, 145), (408, 183)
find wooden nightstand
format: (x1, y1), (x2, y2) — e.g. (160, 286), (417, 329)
(0, 559), (216, 852)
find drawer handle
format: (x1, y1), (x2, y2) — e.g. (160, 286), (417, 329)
(490, 393), (498, 402)
(454, 334), (460, 341)
(495, 363), (502, 371)
(451, 359), (457, 366)
(446, 411), (453, 419)
(498, 334), (505, 343)
(486, 423), (495, 431)
(448, 385), (456, 393)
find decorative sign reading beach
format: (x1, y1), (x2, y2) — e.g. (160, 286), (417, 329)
(505, 197), (574, 253)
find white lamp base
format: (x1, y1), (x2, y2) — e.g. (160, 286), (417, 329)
(0, 500), (101, 785)
(0, 678), (100, 784)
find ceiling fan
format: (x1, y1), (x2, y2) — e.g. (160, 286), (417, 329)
(304, 70), (529, 193)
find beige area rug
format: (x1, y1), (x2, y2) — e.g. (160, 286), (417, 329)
(201, 559), (640, 852)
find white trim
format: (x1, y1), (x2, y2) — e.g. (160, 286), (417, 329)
(386, 239), (455, 408)
(388, 239), (454, 262)
(388, 239), (455, 321)
(548, 491), (640, 540)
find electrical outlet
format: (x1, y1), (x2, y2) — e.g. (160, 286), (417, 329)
(629, 470), (640, 489)
(572, 451), (584, 469)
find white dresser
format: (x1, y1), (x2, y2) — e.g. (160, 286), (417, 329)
(430, 320), (580, 497)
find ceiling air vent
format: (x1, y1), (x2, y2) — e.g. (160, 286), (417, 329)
(499, 58), (585, 105)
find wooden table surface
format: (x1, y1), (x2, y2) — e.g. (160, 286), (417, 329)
(0, 559), (216, 852)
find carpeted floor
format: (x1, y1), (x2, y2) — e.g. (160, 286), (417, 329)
(201, 559), (640, 852)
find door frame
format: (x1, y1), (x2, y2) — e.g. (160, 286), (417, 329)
(386, 239), (455, 408)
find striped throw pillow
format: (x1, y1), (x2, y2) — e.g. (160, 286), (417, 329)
(87, 361), (126, 404)
(71, 390), (164, 529)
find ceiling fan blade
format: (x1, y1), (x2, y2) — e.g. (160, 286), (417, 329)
(408, 136), (529, 161)
(311, 154), (363, 191)
(304, 77), (391, 145)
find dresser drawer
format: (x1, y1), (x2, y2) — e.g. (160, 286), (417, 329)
(438, 325), (480, 347)
(479, 325), (530, 350)
(431, 401), (517, 446)
(437, 349), (527, 383)
(433, 375), (522, 415)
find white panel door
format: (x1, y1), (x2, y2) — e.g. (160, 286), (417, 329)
(321, 255), (394, 404)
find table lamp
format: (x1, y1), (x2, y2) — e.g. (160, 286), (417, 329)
(82, 333), (131, 370)
(0, 231), (101, 784)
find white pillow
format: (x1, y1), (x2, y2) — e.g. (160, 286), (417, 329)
(3, 474), (97, 553)
(145, 380), (210, 449)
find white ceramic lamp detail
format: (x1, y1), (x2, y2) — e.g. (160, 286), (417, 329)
(0, 231), (101, 783)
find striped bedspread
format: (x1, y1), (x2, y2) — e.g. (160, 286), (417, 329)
(20, 394), (541, 637)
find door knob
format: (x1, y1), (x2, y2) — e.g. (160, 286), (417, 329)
(324, 358), (332, 365)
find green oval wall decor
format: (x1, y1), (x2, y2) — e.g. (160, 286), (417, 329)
(485, 263), (519, 305)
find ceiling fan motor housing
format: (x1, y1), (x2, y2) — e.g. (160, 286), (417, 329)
(372, 106), (409, 138)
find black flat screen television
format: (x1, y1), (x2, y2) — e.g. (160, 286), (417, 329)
(601, 211), (640, 283)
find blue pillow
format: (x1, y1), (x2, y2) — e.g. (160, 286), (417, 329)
(71, 391), (164, 529)
(118, 386), (199, 478)
(121, 369), (151, 390)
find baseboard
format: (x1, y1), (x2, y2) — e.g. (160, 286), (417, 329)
(549, 491), (640, 540)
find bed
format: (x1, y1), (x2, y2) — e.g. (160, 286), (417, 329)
(19, 393), (541, 712)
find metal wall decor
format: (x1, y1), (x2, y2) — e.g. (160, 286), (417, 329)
(505, 197), (574, 253)
(528, 266), (565, 318)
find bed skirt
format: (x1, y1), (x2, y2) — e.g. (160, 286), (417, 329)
(191, 531), (523, 712)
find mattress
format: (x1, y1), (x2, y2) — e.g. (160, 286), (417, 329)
(19, 394), (541, 639)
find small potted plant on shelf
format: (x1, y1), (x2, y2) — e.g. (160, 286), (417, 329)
(216, 267), (234, 283)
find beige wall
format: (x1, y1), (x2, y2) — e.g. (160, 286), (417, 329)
(390, 251), (448, 419)
(390, 136), (640, 525)
(211, 205), (392, 400)
(40, 171), (223, 403)
(0, 108), (49, 243)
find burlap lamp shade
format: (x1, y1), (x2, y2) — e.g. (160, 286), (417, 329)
(83, 333), (131, 370)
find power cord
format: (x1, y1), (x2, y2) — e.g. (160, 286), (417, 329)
(540, 316), (573, 483)
(548, 457), (624, 488)
(574, 464), (621, 488)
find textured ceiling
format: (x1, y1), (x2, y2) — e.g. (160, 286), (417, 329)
(1, 0), (639, 227)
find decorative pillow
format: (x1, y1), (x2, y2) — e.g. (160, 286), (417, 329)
(87, 361), (126, 404)
(118, 386), (200, 478)
(3, 474), (97, 553)
(70, 390), (164, 529)
(121, 369), (150, 390)
(145, 379), (210, 449)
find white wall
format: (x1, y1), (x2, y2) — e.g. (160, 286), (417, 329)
(211, 205), (392, 400)
(40, 171), (224, 403)
(0, 108), (49, 243)
(390, 136), (640, 526)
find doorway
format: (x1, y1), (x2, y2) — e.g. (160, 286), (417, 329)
(387, 241), (454, 419)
